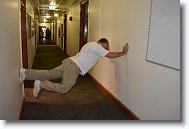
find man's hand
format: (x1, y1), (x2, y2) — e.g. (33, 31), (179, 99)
(105, 43), (129, 58)
(122, 43), (129, 55)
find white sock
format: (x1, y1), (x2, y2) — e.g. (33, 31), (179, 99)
(19, 68), (26, 85)
(33, 80), (41, 98)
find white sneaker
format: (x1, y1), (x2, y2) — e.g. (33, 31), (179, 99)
(33, 80), (41, 98)
(19, 68), (26, 85)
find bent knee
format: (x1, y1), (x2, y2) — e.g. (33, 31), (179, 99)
(59, 87), (71, 94)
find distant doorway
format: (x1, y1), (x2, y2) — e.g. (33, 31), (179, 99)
(80, 1), (89, 50)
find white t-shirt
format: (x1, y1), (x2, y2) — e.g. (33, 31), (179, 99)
(70, 42), (109, 75)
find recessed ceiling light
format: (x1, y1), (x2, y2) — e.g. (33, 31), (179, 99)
(46, 16), (51, 18)
(49, 5), (56, 10)
(54, 13), (59, 17)
(49, 2), (56, 10)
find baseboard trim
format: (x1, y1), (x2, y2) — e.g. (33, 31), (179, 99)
(18, 97), (25, 120)
(88, 74), (140, 120)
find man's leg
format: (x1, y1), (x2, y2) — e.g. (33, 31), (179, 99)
(30, 61), (65, 97)
(62, 58), (80, 93)
(24, 64), (64, 81)
(39, 58), (80, 94)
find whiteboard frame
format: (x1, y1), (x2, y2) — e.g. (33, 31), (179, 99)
(146, 0), (180, 72)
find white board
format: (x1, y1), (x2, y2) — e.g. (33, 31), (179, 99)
(146, 0), (180, 71)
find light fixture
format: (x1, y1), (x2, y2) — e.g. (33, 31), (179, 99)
(49, 5), (56, 10)
(46, 15), (51, 18)
(54, 13), (59, 17)
(49, 2), (56, 10)
(44, 18), (47, 22)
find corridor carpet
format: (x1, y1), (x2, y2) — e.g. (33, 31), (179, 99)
(21, 45), (128, 120)
(38, 39), (56, 45)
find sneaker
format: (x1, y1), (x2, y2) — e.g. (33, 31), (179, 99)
(33, 80), (41, 98)
(19, 68), (26, 85)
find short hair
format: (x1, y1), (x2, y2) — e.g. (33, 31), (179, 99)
(98, 38), (109, 44)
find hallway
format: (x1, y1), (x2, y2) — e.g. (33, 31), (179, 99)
(0, 0), (180, 121)
(21, 45), (128, 120)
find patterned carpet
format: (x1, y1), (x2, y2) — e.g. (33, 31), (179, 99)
(21, 44), (128, 120)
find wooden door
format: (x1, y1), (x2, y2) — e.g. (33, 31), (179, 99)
(80, 1), (89, 50)
(21, 1), (28, 69)
(64, 14), (67, 54)
(53, 22), (54, 44)
(61, 24), (64, 50)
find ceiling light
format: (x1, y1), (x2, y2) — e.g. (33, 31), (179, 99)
(46, 16), (51, 18)
(54, 13), (59, 17)
(49, 5), (56, 10)
(49, 2), (56, 10)
(44, 19), (47, 22)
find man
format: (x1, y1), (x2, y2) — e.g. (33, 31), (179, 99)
(20, 38), (129, 97)
(45, 28), (51, 43)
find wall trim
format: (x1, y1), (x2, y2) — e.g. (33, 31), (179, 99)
(18, 97), (25, 120)
(88, 74), (140, 120)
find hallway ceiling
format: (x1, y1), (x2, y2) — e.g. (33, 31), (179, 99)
(32, 0), (80, 23)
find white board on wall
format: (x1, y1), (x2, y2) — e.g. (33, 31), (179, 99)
(146, 0), (180, 71)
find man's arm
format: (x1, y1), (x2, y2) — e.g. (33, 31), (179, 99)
(105, 43), (129, 58)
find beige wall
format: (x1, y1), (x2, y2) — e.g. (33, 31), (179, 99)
(0, 0), (24, 119)
(26, 0), (36, 68)
(66, 4), (80, 56)
(88, 0), (180, 120)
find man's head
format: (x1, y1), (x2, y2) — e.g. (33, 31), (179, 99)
(98, 38), (110, 51)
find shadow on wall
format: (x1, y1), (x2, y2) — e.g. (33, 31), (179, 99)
(111, 54), (130, 101)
